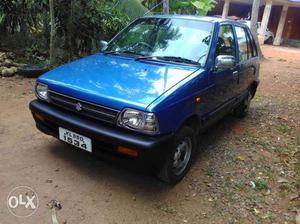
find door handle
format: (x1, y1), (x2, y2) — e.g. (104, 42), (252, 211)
(232, 71), (239, 83)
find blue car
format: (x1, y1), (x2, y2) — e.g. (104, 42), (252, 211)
(30, 15), (260, 184)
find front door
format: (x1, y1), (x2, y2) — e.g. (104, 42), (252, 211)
(209, 24), (239, 113)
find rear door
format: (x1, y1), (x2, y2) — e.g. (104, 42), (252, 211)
(234, 25), (258, 96)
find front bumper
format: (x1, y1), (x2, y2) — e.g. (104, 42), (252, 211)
(29, 100), (174, 168)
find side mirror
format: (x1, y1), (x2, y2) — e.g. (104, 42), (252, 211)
(215, 55), (235, 71)
(98, 40), (108, 52)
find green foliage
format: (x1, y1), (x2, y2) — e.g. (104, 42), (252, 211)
(170, 0), (216, 16)
(0, 0), (130, 66)
(277, 124), (291, 134)
(142, 0), (216, 16)
(24, 44), (49, 67)
(254, 180), (268, 190)
(0, 0), (216, 66)
(118, 0), (148, 20)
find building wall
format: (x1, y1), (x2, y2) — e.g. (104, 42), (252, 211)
(259, 6), (300, 40)
(209, 1), (300, 41)
(208, 1), (251, 18)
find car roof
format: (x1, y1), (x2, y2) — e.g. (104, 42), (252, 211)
(143, 14), (245, 26)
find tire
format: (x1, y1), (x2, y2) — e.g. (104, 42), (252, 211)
(156, 126), (196, 185)
(265, 37), (274, 45)
(18, 64), (49, 78)
(233, 90), (252, 118)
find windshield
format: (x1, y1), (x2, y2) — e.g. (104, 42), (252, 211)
(105, 17), (213, 66)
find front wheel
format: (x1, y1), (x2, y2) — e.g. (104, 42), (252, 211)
(156, 126), (196, 185)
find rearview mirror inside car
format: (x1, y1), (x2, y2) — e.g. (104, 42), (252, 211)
(99, 40), (108, 52)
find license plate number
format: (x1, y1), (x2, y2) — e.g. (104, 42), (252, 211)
(59, 127), (92, 152)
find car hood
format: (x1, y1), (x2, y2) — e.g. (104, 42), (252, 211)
(38, 53), (199, 111)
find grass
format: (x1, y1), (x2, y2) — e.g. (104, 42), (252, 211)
(277, 124), (291, 134)
(234, 179), (246, 191)
(254, 180), (268, 191)
(155, 203), (176, 214)
(205, 167), (214, 177)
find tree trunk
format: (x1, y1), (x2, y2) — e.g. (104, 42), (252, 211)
(162, 0), (169, 14)
(66, 0), (74, 61)
(49, 0), (55, 66)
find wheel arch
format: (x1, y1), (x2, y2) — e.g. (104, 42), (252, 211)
(249, 81), (259, 98)
(177, 114), (201, 135)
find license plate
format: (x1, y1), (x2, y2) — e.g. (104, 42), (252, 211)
(59, 127), (92, 152)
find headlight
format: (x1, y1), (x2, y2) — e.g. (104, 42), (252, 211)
(35, 82), (49, 101)
(118, 108), (159, 134)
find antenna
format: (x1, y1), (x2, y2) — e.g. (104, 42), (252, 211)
(144, 1), (164, 16)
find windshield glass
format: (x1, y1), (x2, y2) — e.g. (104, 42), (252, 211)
(105, 17), (213, 66)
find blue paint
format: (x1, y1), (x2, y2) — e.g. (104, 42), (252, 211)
(37, 15), (259, 136)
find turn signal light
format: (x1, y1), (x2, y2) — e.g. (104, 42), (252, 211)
(117, 146), (138, 157)
(34, 113), (45, 122)
(195, 97), (201, 103)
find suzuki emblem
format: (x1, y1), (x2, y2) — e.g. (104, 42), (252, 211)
(75, 102), (82, 111)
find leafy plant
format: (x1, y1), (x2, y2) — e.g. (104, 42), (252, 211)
(277, 124), (291, 134)
(171, 0), (216, 16)
(0, 0), (130, 66)
(254, 179), (268, 190)
(118, 0), (148, 20)
(0, 0), (216, 66)
(24, 44), (49, 67)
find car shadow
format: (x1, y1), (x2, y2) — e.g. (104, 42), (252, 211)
(48, 113), (246, 196)
(196, 115), (244, 159)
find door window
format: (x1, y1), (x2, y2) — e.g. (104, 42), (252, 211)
(246, 29), (258, 57)
(235, 26), (249, 62)
(215, 25), (236, 58)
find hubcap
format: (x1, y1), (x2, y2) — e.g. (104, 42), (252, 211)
(172, 137), (192, 176)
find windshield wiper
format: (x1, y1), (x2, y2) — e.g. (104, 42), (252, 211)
(104, 50), (145, 57)
(136, 56), (200, 66)
(121, 50), (145, 56)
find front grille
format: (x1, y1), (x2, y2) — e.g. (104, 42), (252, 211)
(48, 91), (120, 125)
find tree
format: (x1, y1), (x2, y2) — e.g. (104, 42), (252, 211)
(118, 0), (148, 20)
(0, 0), (129, 66)
(163, 0), (169, 13)
(49, 0), (55, 66)
(170, 0), (216, 16)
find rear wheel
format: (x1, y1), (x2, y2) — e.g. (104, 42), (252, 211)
(234, 91), (252, 118)
(156, 126), (196, 185)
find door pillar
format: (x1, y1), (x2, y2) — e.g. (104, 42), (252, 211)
(273, 3), (289, 46)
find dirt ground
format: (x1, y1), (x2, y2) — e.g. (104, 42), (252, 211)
(0, 45), (299, 224)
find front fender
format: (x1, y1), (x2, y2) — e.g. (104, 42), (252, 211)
(148, 70), (209, 134)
